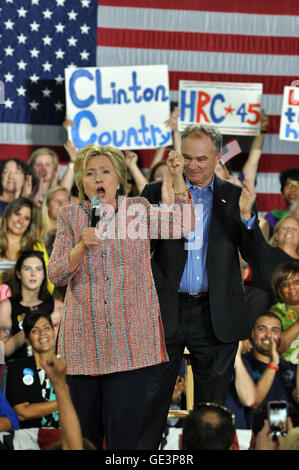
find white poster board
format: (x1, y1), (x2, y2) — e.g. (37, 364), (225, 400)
(179, 81), (263, 136)
(65, 65), (172, 150)
(279, 86), (299, 142)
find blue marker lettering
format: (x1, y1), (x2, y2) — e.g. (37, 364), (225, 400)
(72, 111), (97, 147)
(96, 69), (111, 105)
(117, 88), (131, 104)
(98, 131), (112, 146)
(138, 114), (151, 146)
(143, 88), (154, 102)
(285, 123), (298, 139)
(128, 71), (142, 103)
(150, 124), (162, 147)
(155, 84), (168, 102)
(69, 69), (94, 108)
(126, 127), (143, 147)
(180, 90), (196, 122)
(210, 93), (225, 123)
(159, 131), (172, 147)
(112, 129), (126, 147)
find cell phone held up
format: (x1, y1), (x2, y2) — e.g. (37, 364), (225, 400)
(267, 400), (288, 439)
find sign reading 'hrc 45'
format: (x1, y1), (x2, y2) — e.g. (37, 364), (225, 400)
(179, 81), (263, 136)
(64, 65), (173, 150)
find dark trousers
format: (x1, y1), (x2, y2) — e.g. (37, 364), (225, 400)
(138, 296), (238, 450)
(67, 366), (150, 450)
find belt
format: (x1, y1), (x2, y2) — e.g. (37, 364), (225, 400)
(178, 292), (209, 302)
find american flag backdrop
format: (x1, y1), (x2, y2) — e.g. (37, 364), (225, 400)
(1, 0), (299, 215)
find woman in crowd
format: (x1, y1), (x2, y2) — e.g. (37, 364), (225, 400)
(0, 198), (53, 292)
(39, 186), (71, 256)
(0, 159), (32, 217)
(0, 251), (56, 361)
(251, 215), (299, 301)
(47, 143), (194, 450)
(269, 215), (299, 259)
(265, 168), (299, 228)
(147, 160), (170, 183)
(28, 148), (60, 208)
(5, 311), (60, 437)
(28, 147), (75, 209)
(271, 262), (299, 364)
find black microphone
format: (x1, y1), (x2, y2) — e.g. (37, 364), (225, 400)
(91, 195), (102, 227)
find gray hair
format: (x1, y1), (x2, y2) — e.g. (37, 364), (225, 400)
(181, 123), (223, 156)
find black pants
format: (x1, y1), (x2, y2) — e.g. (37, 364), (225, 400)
(138, 296), (238, 450)
(67, 366), (150, 450)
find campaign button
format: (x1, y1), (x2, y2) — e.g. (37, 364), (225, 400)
(23, 368), (34, 377)
(23, 374), (34, 386)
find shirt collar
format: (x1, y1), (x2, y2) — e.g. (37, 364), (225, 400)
(185, 174), (215, 193)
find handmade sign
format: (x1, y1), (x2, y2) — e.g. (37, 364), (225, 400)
(179, 81), (263, 136)
(65, 65), (172, 150)
(279, 86), (299, 142)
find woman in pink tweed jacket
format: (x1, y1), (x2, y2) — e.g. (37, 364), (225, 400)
(47, 144), (194, 449)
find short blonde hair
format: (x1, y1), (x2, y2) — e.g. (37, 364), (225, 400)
(28, 147), (59, 171)
(74, 144), (127, 201)
(269, 215), (299, 255)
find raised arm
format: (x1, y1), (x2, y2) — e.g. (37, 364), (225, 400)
(252, 338), (280, 408)
(164, 106), (181, 152)
(60, 140), (78, 191)
(234, 342), (257, 407)
(242, 109), (269, 186)
(239, 176), (257, 221)
(0, 299), (12, 343)
(40, 354), (83, 450)
(125, 151), (148, 194)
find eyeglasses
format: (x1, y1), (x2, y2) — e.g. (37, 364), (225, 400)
(280, 279), (299, 289)
(193, 402), (235, 425)
(285, 183), (299, 189)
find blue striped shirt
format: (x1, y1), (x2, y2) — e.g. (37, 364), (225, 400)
(179, 176), (256, 294)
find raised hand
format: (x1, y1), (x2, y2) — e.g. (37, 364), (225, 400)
(64, 140), (78, 163)
(239, 177), (256, 220)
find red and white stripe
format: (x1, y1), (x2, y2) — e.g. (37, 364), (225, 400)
(2, 1), (299, 216)
(97, 0), (299, 215)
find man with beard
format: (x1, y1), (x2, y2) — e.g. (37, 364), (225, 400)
(226, 312), (299, 429)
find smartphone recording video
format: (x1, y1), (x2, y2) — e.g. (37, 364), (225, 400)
(268, 400), (288, 437)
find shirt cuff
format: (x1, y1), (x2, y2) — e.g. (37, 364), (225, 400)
(241, 214), (256, 230)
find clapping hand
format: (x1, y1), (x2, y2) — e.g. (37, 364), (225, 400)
(167, 150), (184, 179)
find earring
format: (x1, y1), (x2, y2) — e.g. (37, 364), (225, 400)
(117, 185), (120, 190)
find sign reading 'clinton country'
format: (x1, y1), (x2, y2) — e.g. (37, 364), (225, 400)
(65, 65), (172, 150)
(279, 86), (299, 142)
(179, 81), (263, 136)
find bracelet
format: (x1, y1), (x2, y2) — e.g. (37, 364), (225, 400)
(68, 161), (75, 168)
(174, 185), (188, 195)
(268, 363), (279, 371)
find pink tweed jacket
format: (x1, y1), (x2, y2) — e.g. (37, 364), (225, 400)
(48, 196), (194, 376)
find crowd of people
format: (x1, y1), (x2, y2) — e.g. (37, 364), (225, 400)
(0, 109), (298, 452)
